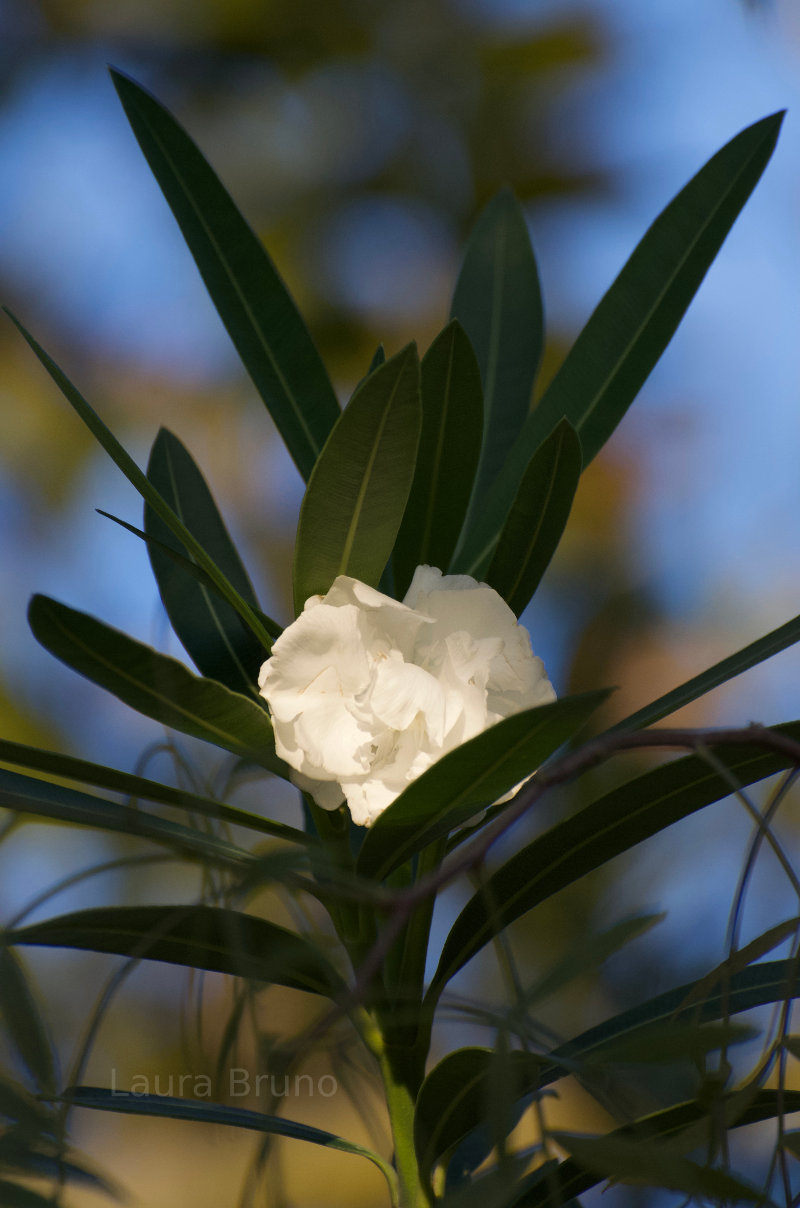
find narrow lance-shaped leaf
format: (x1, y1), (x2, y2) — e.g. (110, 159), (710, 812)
(357, 691), (610, 882)
(0, 765), (255, 867)
(66, 1087), (397, 1191)
(111, 69), (340, 480)
(455, 112), (784, 578)
(428, 720), (800, 998)
(10, 904), (345, 999)
(451, 189), (543, 535)
(607, 609), (800, 733)
(145, 428), (268, 695)
(393, 320), (483, 597)
(5, 312), (274, 652)
(0, 949), (56, 1095)
(293, 343), (421, 612)
(485, 419), (582, 615)
(0, 736), (308, 845)
(28, 595), (287, 776)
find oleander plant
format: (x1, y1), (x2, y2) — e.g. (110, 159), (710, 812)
(2, 71), (800, 1207)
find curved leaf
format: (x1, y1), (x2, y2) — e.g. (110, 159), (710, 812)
(357, 691), (609, 882)
(6, 313), (273, 651)
(394, 321), (483, 596)
(145, 428), (267, 694)
(67, 1087), (396, 1189)
(456, 112), (784, 578)
(28, 595), (287, 776)
(0, 737), (308, 845)
(111, 69), (340, 480)
(429, 720), (800, 996)
(293, 343), (421, 611)
(451, 190), (543, 532)
(485, 419), (582, 615)
(0, 765), (254, 867)
(0, 949), (56, 1095)
(10, 904), (345, 998)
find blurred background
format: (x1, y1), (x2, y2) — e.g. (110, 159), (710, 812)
(2, 0), (800, 1203)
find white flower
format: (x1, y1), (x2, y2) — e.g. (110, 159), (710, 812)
(258, 566), (556, 827)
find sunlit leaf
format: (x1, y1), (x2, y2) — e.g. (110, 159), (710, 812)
(28, 595), (287, 775)
(456, 112), (784, 577)
(293, 343), (421, 611)
(145, 428), (268, 694)
(11, 905), (345, 998)
(393, 321), (483, 597)
(485, 419), (581, 613)
(429, 720), (800, 996)
(357, 691), (609, 882)
(111, 69), (340, 480)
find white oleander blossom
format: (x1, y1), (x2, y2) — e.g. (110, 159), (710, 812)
(258, 565), (556, 827)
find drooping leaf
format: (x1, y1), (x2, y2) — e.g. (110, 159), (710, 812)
(145, 428), (268, 694)
(6, 313), (273, 651)
(451, 190), (543, 534)
(0, 765), (254, 867)
(393, 321), (483, 596)
(111, 69), (340, 480)
(293, 343), (421, 612)
(11, 905), (345, 998)
(0, 737), (308, 845)
(28, 595), (287, 776)
(485, 419), (582, 614)
(456, 113), (784, 578)
(0, 949), (56, 1095)
(357, 691), (609, 882)
(66, 1087), (396, 1188)
(429, 720), (800, 997)
(607, 609), (800, 733)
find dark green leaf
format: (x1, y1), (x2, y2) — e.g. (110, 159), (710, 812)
(782, 1131), (800, 1158)
(485, 419), (582, 614)
(451, 190), (543, 526)
(28, 594), (287, 776)
(0, 949), (55, 1095)
(357, 691), (609, 882)
(67, 1086), (395, 1185)
(608, 609), (800, 733)
(456, 113), (784, 578)
(111, 69), (339, 480)
(0, 737), (307, 845)
(429, 720), (800, 996)
(0, 1075), (51, 1132)
(0, 1180), (64, 1208)
(293, 343), (421, 611)
(145, 428), (268, 694)
(367, 344), (386, 374)
(582, 1020), (757, 1066)
(11, 905), (345, 998)
(6, 313), (274, 651)
(0, 765), (254, 867)
(550, 1131), (769, 1203)
(393, 321), (483, 597)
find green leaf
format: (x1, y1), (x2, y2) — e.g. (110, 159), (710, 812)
(0, 1180), (64, 1208)
(415, 1047), (542, 1187)
(110, 69), (339, 480)
(5, 312), (274, 652)
(456, 112), (784, 578)
(782, 1131), (800, 1159)
(549, 1131), (770, 1204)
(582, 1020), (758, 1066)
(10, 904), (345, 998)
(0, 949), (55, 1095)
(0, 765), (254, 867)
(293, 343), (421, 612)
(0, 1075), (51, 1132)
(28, 594), (287, 776)
(367, 344), (386, 374)
(485, 419), (582, 615)
(0, 737), (308, 845)
(451, 190), (543, 529)
(429, 720), (800, 997)
(145, 428), (268, 695)
(607, 609), (800, 733)
(357, 691), (609, 882)
(393, 321), (483, 597)
(66, 1086), (396, 1189)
